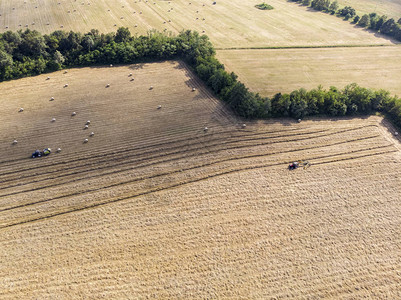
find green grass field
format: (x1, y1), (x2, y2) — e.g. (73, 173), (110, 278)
(216, 46), (401, 97)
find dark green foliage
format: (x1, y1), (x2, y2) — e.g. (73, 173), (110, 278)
(311, 0), (331, 12)
(353, 15), (360, 24)
(255, 3), (274, 10)
(0, 27), (400, 128)
(337, 6), (356, 19)
(358, 14), (370, 27)
(328, 0), (338, 14)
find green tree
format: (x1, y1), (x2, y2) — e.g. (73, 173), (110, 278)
(358, 14), (370, 27)
(115, 27), (131, 43)
(329, 0), (338, 14)
(0, 49), (13, 69)
(353, 15), (360, 24)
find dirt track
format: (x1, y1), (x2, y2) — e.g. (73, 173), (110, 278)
(0, 62), (401, 298)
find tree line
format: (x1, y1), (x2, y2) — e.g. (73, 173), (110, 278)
(0, 28), (400, 127)
(289, 0), (401, 42)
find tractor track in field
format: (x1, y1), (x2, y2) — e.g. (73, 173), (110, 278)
(0, 146), (396, 229)
(0, 126), (378, 197)
(0, 127), (331, 186)
(0, 136), (390, 212)
(0, 123), (376, 180)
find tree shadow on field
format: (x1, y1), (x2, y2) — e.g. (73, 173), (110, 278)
(352, 25), (400, 45)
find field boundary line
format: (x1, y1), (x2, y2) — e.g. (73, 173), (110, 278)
(215, 44), (398, 50)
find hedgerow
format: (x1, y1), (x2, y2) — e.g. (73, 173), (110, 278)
(0, 28), (400, 127)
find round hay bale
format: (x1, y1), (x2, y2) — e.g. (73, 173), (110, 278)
(106, 83), (110, 88)
(204, 127), (208, 132)
(64, 83), (68, 87)
(242, 123), (246, 128)
(50, 97), (54, 101)
(110, 64), (113, 67)
(64, 70), (68, 74)
(19, 108), (24, 112)
(149, 86), (153, 90)
(395, 131), (399, 136)
(71, 112), (76, 116)
(60, 25), (64, 28)
(32, 22), (35, 25)
(157, 105), (162, 109)
(46, 76), (50, 80)
(57, 147), (61, 152)
(51, 117), (56, 122)
(135, 24), (138, 27)
(114, 24), (117, 26)
(5, 26), (8, 29)
(297, 119), (302, 123)
(84, 138), (89, 143)
(84, 125), (89, 129)
(86, 120), (91, 125)
(13, 139), (18, 145)
(129, 73), (132, 76)
(192, 87), (196, 92)
(120, 16), (124, 19)
(90, 132), (95, 136)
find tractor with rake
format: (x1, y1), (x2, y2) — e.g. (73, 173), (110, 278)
(288, 160), (310, 170)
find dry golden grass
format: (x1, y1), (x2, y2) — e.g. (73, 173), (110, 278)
(1, 63), (401, 298)
(336, 0), (401, 19)
(0, 0), (396, 48)
(216, 46), (401, 97)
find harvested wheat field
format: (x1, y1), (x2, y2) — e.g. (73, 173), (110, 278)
(217, 46), (401, 97)
(0, 0), (396, 48)
(1, 62), (401, 298)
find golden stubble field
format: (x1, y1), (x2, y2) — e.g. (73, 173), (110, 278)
(0, 0), (396, 48)
(1, 62), (401, 298)
(217, 46), (401, 97)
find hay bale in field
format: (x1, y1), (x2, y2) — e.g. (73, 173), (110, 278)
(157, 105), (162, 109)
(202, 30), (205, 33)
(13, 140), (18, 145)
(297, 119), (302, 123)
(51, 117), (56, 122)
(135, 24), (138, 27)
(242, 123), (246, 128)
(50, 97), (54, 101)
(32, 22), (35, 25)
(114, 24), (117, 26)
(64, 70), (68, 74)
(84, 138), (89, 143)
(71, 112), (77, 116)
(129, 73), (132, 76)
(213, 1), (216, 4)
(395, 132), (399, 136)
(25, 24), (28, 27)
(60, 25), (64, 28)
(86, 120), (91, 125)
(192, 87), (196, 92)
(110, 64), (113, 67)
(64, 83), (68, 87)
(204, 127), (208, 132)
(106, 83), (110, 88)
(84, 125), (89, 129)
(47, 76), (50, 80)
(19, 108), (24, 112)
(149, 86), (153, 90)
(57, 148), (61, 152)
(90, 132), (95, 136)
(120, 16), (124, 19)
(5, 26), (8, 29)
